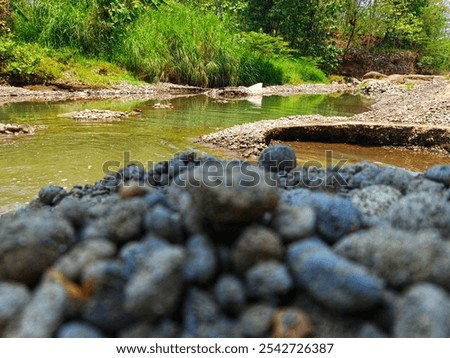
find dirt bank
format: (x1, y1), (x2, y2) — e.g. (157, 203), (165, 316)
(0, 82), (352, 106)
(198, 76), (450, 157)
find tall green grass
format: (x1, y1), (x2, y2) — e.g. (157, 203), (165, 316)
(12, 0), (97, 52)
(114, 4), (243, 87)
(10, 1), (328, 87)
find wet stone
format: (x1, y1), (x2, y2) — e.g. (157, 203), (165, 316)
(38, 185), (67, 206)
(144, 205), (183, 242)
(347, 162), (382, 189)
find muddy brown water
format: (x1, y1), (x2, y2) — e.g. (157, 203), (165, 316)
(0, 93), (448, 213)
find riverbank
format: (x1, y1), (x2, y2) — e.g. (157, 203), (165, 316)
(0, 82), (352, 106)
(198, 76), (450, 157)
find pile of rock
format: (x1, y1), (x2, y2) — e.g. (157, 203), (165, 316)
(60, 109), (129, 122)
(0, 145), (449, 338)
(0, 123), (37, 136)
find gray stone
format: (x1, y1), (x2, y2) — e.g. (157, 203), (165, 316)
(182, 163), (279, 224)
(357, 323), (388, 338)
(335, 227), (450, 288)
(407, 177), (446, 194)
(0, 282), (30, 331)
(259, 145), (297, 173)
(388, 192), (450, 237)
(56, 321), (105, 338)
(374, 167), (414, 193)
(301, 192), (363, 242)
(270, 204), (316, 242)
(232, 225), (284, 272)
(82, 260), (135, 332)
(245, 261), (293, 299)
(38, 185), (67, 206)
(0, 212), (75, 285)
(394, 283), (450, 338)
(240, 304), (275, 338)
(183, 288), (220, 335)
(83, 197), (146, 243)
(124, 246), (185, 322)
(8, 278), (69, 337)
(214, 274), (246, 313)
(287, 239), (385, 312)
(54, 238), (116, 280)
(183, 235), (217, 284)
(350, 185), (402, 219)
(424, 164), (450, 186)
(348, 162), (382, 189)
(144, 205), (183, 242)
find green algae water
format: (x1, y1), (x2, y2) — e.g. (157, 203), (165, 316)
(0, 93), (448, 213)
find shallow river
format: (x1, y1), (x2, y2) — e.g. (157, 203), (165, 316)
(1, 93), (449, 213)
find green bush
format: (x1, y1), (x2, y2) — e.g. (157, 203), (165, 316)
(272, 57), (328, 84)
(0, 36), (46, 83)
(418, 39), (450, 74)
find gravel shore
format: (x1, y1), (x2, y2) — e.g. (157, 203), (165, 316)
(0, 147), (449, 338)
(0, 82), (350, 106)
(198, 77), (450, 156)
